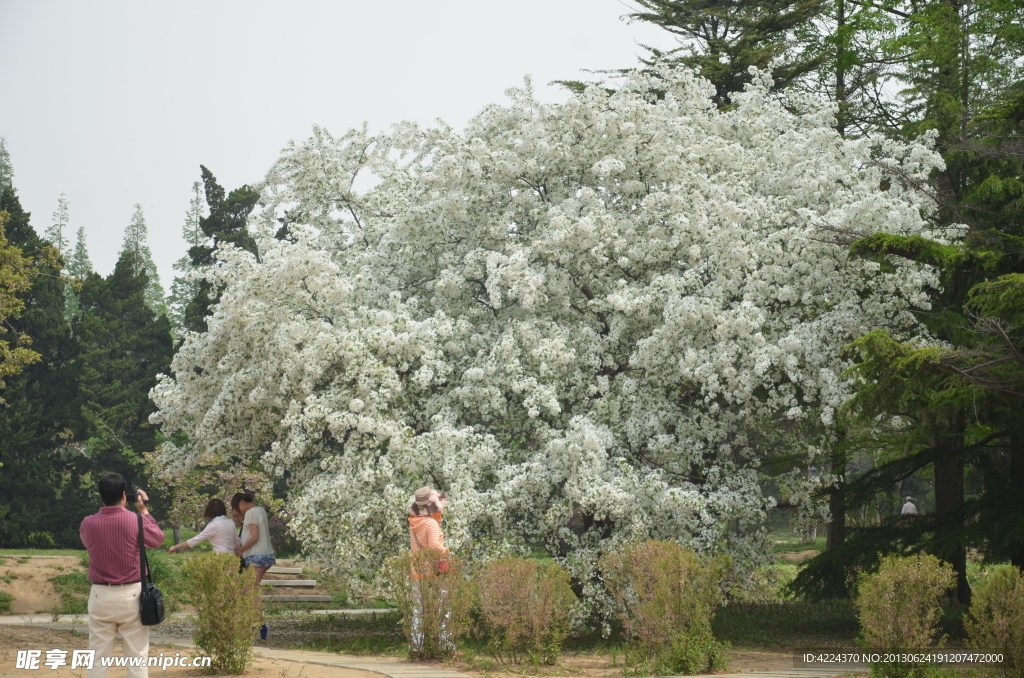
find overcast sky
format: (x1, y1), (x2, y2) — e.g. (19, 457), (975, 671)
(0, 1), (671, 287)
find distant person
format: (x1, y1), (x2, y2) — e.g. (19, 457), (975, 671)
(167, 499), (241, 554)
(901, 496), (917, 515)
(79, 473), (165, 678)
(232, 492), (275, 640)
(407, 486), (452, 655)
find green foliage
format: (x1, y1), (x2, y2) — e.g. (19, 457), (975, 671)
(183, 166), (259, 333)
(383, 550), (474, 660)
(628, 0), (827, 107)
(181, 552), (262, 674)
(49, 571), (90, 615)
(475, 557), (577, 664)
(855, 554), (955, 678)
(602, 540), (730, 675)
(0, 186), (90, 548)
(73, 250), (174, 491)
(0, 590), (12, 613)
(966, 565), (1024, 678)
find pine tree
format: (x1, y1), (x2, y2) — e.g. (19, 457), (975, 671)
(68, 227), (92, 278)
(184, 166), (259, 332)
(0, 137), (13, 191)
(45, 193), (70, 261)
(0, 184), (86, 548)
(120, 204), (167, 317)
(73, 251), (174, 495)
(167, 182), (206, 338)
(65, 226), (93, 323)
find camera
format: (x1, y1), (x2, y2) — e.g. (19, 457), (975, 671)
(126, 489), (147, 505)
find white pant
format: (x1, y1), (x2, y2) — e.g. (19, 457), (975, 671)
(88, 583), (149, 678)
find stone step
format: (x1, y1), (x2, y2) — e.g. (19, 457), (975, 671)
(261, 595), (332, 603)
(267, 566), (303, 574)
(261, 579), (316, 587)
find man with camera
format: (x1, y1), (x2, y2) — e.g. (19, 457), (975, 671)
(80, 473), (165, 678)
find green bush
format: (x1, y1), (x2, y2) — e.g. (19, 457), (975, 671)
(855, 553), (955, 678)
(966, 565), (1024, 678)
(0, 590), (12, 613)
(384, 550), (474, 660)
(181, 552), (262, 674)
(475, 557), (577, 665)
(601, 540), (730, 675)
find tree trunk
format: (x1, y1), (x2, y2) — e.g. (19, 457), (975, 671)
(934, 430), (970, 605)
(1011, 434), (1024, 570)
(172, 525), (181, 546)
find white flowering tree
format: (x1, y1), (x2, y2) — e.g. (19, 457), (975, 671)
(151, 67), (943, 609)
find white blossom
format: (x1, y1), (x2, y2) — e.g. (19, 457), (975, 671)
(151, 66), (942, 612)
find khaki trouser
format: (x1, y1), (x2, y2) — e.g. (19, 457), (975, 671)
(88, 582), (149, 678)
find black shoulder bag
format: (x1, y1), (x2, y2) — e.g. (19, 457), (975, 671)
(137, 513), (165, 625)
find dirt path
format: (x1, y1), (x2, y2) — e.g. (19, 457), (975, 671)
(0, 626), (382, 678)
(0, 557), (83, 614)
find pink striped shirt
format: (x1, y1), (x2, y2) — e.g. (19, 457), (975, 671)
(80, 506), (166, 585)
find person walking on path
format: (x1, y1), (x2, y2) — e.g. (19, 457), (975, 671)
(232, 492), (275, 639)
(901, 496), (918, 515)
(168, 499), (241, 554)
(79, 473), (165, 678)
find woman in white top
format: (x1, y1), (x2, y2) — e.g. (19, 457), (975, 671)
(231, 492), (276, 582)
(232, 492), (276, 641)
(168, 499), (242, 554)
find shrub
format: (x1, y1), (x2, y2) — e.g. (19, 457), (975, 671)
(0, 590), (12, 613)
(476, 557), (577, 664)
(966, 565), (1024, 678)
(383, 549), (473, 660)
(855, 553), (955, 678)
(601, 540), (730, 675)
(181, 552), (262, 674)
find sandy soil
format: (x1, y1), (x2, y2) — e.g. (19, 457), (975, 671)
(435, 648), (800, 678)
(0, 557), (84, 615)
(0, 627), (380, 678)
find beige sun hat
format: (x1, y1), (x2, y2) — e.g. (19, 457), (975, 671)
(414, 486), (433, 505)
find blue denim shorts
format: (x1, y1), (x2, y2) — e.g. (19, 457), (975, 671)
(244, 554), (277, 568)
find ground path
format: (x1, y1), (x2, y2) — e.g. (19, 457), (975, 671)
(0, 613), (866, 678)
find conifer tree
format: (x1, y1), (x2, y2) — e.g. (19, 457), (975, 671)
(0, 137), (13, 191)
(120, 204), (167, 317)
(167, 182), (206, 338)
(183, 166), (259, 332)
(0, 184), (84, 548)
(65, 226), (93, 323)
(44, 193), (70, 260)
(73, 251), (174, 495)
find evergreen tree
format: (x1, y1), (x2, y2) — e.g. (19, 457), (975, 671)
(120, 204), (167, 317)
(0, 137), (12, 191)
(184, 166), (259, 333)
(0, 184), (85, 548)
(167, 181), (206, 338)
(68, 227), (92, 278)
(65, 226), (93, 323)
(72, 251), (174, 497)
(628, 0), (828, 106)
(45, 193), (70, 260)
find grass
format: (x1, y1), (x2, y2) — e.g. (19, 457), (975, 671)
(0, 548), (86, 557)
(49, 571), (91, 615)
(285, 611), (406, 655)
(0, 590), (12, 613)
